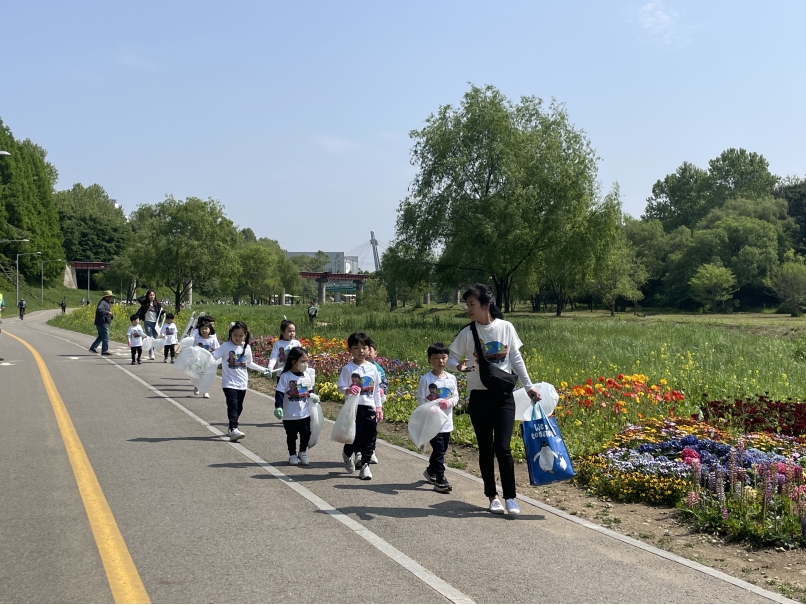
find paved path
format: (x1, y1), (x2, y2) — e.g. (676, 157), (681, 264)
(0, 311), (793, 603)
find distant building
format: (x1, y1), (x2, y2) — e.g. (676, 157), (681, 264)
(286, 252), (360, 274)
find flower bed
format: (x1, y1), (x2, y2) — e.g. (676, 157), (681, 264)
(701, 393), (806, 436)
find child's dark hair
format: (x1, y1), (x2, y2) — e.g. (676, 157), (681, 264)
(166, 312), (175, 320)
(129, 313), (140, 322)
(427, 342), (449, 358)
(197, 315), (216, 335)
(347, 332), (372, 348)
(282, 346), (308, 373)
(462, 283), (504, 320)
(228, 321), (251, 347)
(428, 383), (438, 390)
(279, 319), (296, 338)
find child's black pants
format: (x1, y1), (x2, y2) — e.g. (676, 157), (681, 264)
(343, 406), (377, 467)
(130, 346), (142, 362)
(283, 417), (312, 454)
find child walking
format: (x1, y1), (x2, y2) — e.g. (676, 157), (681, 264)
(193, 318), (219, 398)
(338, 332), (382, 480)
(268, 319), (301, 373)
(127, 314), (145, 365)
(416, 342), (459, 493)
(212, 321), (270, 442)
(360, 340), (388, 466)
(159, 313), (179, 363)
(273, 346), (316, 466)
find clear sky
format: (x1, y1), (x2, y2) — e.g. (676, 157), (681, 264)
(3, 1), (804, 268)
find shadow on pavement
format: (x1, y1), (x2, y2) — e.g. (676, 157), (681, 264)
(318, 500), (546, 521)
(128, 436), (223, 443)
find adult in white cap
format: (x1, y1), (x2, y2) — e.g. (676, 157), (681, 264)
(89, 290), (115, 356)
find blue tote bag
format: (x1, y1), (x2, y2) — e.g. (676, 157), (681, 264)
(521, 401), (575, 485)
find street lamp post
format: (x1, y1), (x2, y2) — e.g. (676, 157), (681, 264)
(16, 251), (41, 305)
(41, 258), (63, 302)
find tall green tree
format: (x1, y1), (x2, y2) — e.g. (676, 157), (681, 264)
(381, 242), (433, 310)
(689, 263), (737, 312)
(643, 162), (712, 232)
(708, 148), (778, 208)
(589, 231), (648, 316)
(126, 196), (240, 310)
(0, 118), (65, 280)
(234, 243), (279, 303)
(395, 84), (600, 312)
(53, 183), (132, 262)
(766, 259), (806, 317)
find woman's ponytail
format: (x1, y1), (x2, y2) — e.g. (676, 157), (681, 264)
(462, 283), (504, 319)
(488, 302), (504, 320)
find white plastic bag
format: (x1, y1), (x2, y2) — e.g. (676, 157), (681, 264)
(141, 336), (153, 352)
(330, 394), (358, 444)
(515, 381), (559, 420)
(151, 337), (166, 350)
(175, 345), (218, 393)
(308, 398), (324, 448)
(408, 402), (449, 450)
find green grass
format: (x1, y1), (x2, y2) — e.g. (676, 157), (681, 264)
(49, 302), (806, 403)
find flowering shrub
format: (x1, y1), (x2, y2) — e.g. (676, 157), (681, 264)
(701, 394), (806, 437)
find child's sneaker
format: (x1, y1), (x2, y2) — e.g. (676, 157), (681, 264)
(289, 454), (299, 466)
(354, 453), (362, 467)
(342, 452), (355, 473)
(149, 354), (155, 360)
(298, 452), (309, 466)
(131, 361), (136, 365)
(170, 359), (174, 364)
(359, 463), (373, 480)
(137, 360), (142, 364)
(203, 393), (210, 399)
(422, 469), (436, 485)
(434, 477), (452, 493)
(505, 498), (521, 515)
(370, 452), (379, 464)
(163, 358), (168, 363)
(194, 387), (200, 395)
(228, 428), (245, 442)
(489, 498), (505, 514)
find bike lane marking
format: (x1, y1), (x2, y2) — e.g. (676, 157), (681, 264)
(14, 321), (474, 605)
(5, 330), (150, 605)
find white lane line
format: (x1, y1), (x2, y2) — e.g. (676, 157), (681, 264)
(23, 319), (794, 605)
(22, 321), (474, 605)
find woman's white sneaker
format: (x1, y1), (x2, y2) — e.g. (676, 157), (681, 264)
(289, 454), (299, 465)
(489, 498), (505, 514)
(298, 452), (309, 466)
(228, 428), (245, 442)
(505, 498), (521, 515)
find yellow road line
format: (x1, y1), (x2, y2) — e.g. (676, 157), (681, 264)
(6, 331), (150, 604)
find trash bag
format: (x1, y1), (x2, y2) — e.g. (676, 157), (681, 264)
(151, 337), (166, 350)
(521, 400), (575, 485)
(407, 402), (448, 450)
(190, 357), (219, 394)
(308, 398), (324, 448)
(330, 394), (358, 444)
(141, 336), (153, 352)
(175, 345), (218, 393)
(514, 381), (559, 420)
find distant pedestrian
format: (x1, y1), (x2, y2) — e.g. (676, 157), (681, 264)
(307, 301), (318, 325)
(18, 298), (26, 320)
(159, 313), (179, 363)
(447, 283), (540, 516)
(127, 313), (144, 365)
(212, 321), (270, 442)
(268, 320), (300, 374)
(60, 299), (67, 314)
(137, 290), (163, 360)
(89, 291), (115, 355)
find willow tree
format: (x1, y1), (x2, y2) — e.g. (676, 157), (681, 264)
(395, 85), (600, 311)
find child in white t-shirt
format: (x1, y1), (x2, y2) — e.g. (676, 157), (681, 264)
(159, 313), (179, 363)
(212, 321), (270, 442)
(127, 314), (145, 365)
(192, 319), (219, 398)
(337, 332), (382, 480)
(416, 342), (459, 493)
(268, 319), (301, 373)
(274, 346), (318, 466)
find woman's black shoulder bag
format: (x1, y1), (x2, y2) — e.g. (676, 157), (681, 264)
(469, 321), (518, 395)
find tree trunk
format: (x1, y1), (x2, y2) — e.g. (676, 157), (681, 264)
(555, 286), (564, 317)
(609, 302), (616, 317)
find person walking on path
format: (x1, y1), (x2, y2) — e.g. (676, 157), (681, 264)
(307, 301), (318, 326)
(447, 283), (540, 516)
(136, 290), (162, 360)
(60, 299), (66, 314)
(18, 298), (26, 320)
(89, 290), (115, 356)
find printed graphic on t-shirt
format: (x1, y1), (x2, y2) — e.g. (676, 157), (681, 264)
(198, 342), (212, 351)
(164, 325), (177, 336)
(278, 346), (287, 364)
(286, 380), (310, 402)
(351, 373), (375, 396)
(474, 339), (508, 364)
(227, 351), (247, 368)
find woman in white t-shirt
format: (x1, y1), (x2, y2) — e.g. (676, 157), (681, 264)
(448, 283), (540, 516)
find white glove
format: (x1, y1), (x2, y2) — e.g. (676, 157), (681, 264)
(309, 393), (321, 404)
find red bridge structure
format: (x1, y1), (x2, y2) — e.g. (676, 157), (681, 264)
(298, 271), (370, 304)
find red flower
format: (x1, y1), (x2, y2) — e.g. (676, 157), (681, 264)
(585, 378), (593, 386)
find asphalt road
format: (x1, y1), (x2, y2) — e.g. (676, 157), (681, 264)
(0, 311), (793, 604)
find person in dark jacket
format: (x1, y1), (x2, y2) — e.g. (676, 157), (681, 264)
(137, 290), (162, 360)
(89, 290), (115, 355)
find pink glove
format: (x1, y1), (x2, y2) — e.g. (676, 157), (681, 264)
(437, 399), (450, 411)
(376, 407), (383, 422)
(348, 385), (361, 396)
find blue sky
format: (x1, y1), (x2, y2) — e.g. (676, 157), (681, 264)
(3, 1), (804, 268)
